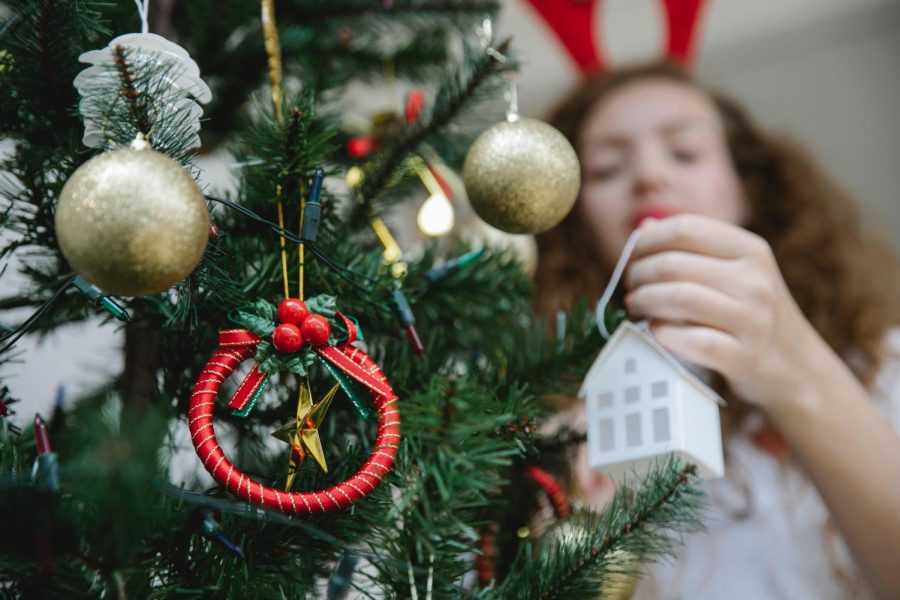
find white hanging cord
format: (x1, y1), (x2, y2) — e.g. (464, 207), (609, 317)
(505, 81), (519, 123)
(133, 0), (150, 34)
(595, 228), (642, 340)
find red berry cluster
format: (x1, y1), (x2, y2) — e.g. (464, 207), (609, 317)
(271, 298), (332, 353)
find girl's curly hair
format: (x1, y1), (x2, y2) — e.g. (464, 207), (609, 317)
(535, 62), (900, 428)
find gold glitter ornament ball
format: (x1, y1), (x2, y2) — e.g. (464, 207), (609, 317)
(55, 146), (209, 296)
(463, 118), (580, 235)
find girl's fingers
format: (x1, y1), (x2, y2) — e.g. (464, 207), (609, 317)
(648, 321), (742, 375)
(632, 214), (764, 261)
(625, 281), (746, 335)
(625, 251), (739, 297)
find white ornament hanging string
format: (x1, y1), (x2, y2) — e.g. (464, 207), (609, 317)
(504, 80), (519, 123)
(133, 0), (150, 34)
(595, 228), (642, 340)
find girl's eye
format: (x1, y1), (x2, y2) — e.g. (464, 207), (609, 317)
(671, 148), (700, 164)
(586, 164), (623, 181)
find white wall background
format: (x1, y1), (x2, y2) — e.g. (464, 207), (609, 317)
(4, 0), (899, 420)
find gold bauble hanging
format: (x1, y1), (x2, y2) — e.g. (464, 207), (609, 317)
(55, 143), (209, 296)
(462, 117), (580, 235)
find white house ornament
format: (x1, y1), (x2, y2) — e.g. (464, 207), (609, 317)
(579, 320), (725, 481)
(583, 228), (725, 481)
(462, 117), (579, 235)
(54, 138), (209, 296)
(74, 32), (212, 150)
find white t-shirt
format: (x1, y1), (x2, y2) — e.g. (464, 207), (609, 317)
(624, 330), (900, 600)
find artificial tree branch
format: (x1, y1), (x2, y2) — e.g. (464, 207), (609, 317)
(356, 38), (512, 207)
(541, 464), (699, 600)
(287, 0), (499, 22)
(113, 45), (152, 138)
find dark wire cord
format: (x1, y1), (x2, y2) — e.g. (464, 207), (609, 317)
(206, 195), (298, 242)
(0, 14), (23, 40)
(205, 195), (379, 292)
(307, 241), (377, 292)
(0, 275), (130, 354)
(0, 276), (77, 354)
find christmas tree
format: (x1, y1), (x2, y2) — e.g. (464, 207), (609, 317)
(1, 1), (704, 597)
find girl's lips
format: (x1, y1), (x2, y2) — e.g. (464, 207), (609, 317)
(631, 207), (680, 228)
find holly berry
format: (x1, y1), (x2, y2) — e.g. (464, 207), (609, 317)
(301, 314), (331, 346)
(272, 323), (304, 353)
(277, 298), (310, 326)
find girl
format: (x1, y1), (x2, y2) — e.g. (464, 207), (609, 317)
(535, 63), (900, 599)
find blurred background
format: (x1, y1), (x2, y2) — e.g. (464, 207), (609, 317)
(4, 0), (899, 418)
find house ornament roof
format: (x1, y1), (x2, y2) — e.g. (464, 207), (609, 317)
(580, 320), (725, 407)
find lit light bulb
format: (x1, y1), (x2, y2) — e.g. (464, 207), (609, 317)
(417, 193), (455, 237)
(345, 166), (364, 190)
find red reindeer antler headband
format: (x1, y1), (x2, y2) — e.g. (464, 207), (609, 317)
(523, 0), (708, 74)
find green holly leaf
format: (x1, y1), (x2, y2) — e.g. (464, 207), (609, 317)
(306, 294), (337, 319)
(258, 354), (281, 374)
(230, 299), (277, 336)
(303, 351), (318, 372)
(254, 340), (275, 364)
(283, 354), (308, 376)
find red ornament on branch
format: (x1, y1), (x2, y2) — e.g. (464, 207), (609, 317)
(188, 314), (400, 515)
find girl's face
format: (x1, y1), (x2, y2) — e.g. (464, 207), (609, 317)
(577, 79), (749, 268)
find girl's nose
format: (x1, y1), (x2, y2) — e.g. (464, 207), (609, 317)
(632, 147), (671, 198)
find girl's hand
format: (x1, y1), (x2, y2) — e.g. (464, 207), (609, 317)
(623, 214), (830, 411)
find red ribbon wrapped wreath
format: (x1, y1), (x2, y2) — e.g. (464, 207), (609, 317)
(188, 315), (400, 514)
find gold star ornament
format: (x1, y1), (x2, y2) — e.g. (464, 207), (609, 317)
(272, 379), (339, 490)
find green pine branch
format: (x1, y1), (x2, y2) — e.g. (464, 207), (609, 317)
(285, 0), (500, 22)
(165, 1), (487, 143)
(355, 37), (515, 208)
(0, 0), (107, 268)
(360, 374), (534, 598)
(235, 92), (338, 212)
(493, 458), (704, 600)
(0, 0), (108, 142)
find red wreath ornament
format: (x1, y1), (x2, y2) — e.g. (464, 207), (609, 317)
(188, 312), (400, 515)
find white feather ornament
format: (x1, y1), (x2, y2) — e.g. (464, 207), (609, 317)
(74, 32), (211, 151)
